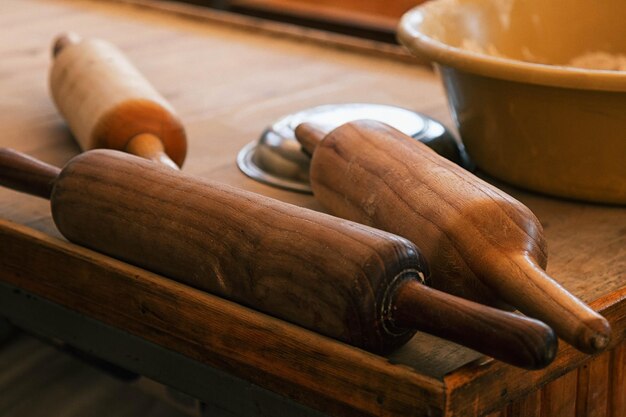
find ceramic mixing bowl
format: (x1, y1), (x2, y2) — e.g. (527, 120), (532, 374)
(398, 0), (626, 204)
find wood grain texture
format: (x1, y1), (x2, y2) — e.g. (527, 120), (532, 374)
(507, 390), (541, 417)
(0, 219), (444, 417)
(12, 148), (555, 368)
(392, 282), (557, 370)
(0, 0), (624, 416)
(608, 342), (626, 417)
(483, 339), (626, 417)
(576, 353), (610, 417)
(488, 340), (626, 417)
(444, 291), (626, 417)
(0, 0), (475, 380)
(298, 120), (611, 354)
(50, 36), (187, 166)
(0, 148), (60, 199)
(505, 343), (626, 417)
(540, 370), (578, 417)
(51, 149), (427, 353)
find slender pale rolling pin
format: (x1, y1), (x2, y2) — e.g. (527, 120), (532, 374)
(295, 120), (611, 354)
(0, 148), (558, 369)
(49, 33), (186, 169)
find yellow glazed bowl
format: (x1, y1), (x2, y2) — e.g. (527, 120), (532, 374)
(398, 0), (626, 204)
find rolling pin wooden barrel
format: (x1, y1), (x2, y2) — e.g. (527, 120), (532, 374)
(0, 148), (558, 369)
(295, 120), (612, 354)
(49, 33), (186, 169)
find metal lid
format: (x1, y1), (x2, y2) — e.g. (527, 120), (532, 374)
(237, 103), (469, 193)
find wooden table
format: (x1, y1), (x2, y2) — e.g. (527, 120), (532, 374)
(0, 1), (624, 416)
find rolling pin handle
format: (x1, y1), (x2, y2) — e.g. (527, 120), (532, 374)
(390, 280), (558, 369)
(295, 123), (326, 156)
(124, 133), (180, 170)
(496, 256), (612, 354)
(52, 32), (82, 57)
(0, 149), (60, 199)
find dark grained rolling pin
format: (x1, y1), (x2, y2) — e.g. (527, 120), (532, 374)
(50, 33), (186, 169)
(295, 120), (611, 354)
(0, 148), (557, 369)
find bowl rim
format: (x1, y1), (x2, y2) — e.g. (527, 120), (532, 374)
(398, 0), (626, 92)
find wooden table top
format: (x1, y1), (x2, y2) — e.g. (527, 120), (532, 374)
(0, 1), (624, 416)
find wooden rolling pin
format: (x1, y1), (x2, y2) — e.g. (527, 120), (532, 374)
(295, 120), (611, 354)
(49, 33), (186, 169)
(0, 148), (558, 369)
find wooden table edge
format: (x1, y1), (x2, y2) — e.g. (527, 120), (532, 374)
(442, 286), (626, 417)
(0, 218), (445, 417)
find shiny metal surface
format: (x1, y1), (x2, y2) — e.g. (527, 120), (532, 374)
(238, 103), (467, 193)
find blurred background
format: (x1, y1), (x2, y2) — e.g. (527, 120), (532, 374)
(177, 0), (428, 42)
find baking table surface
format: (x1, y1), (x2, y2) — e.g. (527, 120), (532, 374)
(0, 1), (624, 416)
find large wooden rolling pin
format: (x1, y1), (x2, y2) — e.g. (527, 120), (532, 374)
(0, 148), (558, 369)
(49, 33), (186, 169)
(295, 121), (611, 354)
